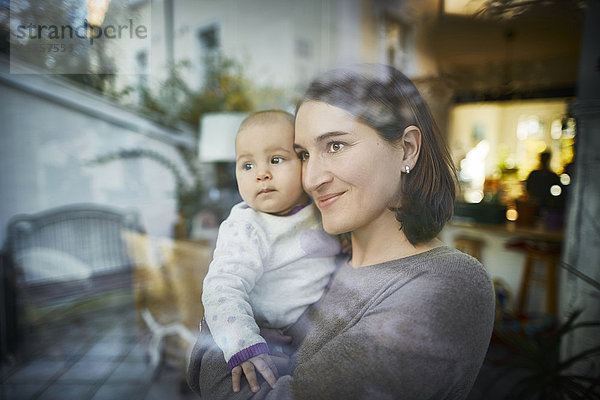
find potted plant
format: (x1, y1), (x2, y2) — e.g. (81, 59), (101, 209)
(485, 309), (600, 399)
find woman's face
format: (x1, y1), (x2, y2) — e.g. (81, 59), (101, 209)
(294, 100), (406, 235)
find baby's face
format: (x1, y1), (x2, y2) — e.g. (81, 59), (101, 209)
(235, 119), (306, 215)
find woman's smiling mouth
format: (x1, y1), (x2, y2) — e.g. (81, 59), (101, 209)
(317, 192), (344, 209)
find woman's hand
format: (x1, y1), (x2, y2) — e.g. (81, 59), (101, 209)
(231, 353), (279, 393)
(260, 327), (293, 347)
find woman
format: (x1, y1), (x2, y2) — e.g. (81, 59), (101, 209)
(188, 64), (495, 399)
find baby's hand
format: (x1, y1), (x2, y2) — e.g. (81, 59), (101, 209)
(231, 353), (278, 393)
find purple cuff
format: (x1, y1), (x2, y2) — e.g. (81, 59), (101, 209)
(227, 342), (269, 370)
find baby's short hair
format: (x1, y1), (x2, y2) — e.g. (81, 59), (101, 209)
(237, 110), (294, 134)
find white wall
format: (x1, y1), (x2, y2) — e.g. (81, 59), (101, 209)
(111, 0), (419, 101)
(112, 0), (357, 96)
(0, 58), (196, 245)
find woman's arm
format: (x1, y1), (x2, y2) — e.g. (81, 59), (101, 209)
(284, 270), (495, 399)
(191, 264), (494, 399)
(191, 290), (461, 400)
(188, 321), (294, 399)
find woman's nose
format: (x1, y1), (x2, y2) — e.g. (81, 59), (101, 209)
(303, 157), (330, 193)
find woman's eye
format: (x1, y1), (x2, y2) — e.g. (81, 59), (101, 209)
(271, 156), (283, 165)
(243, 163), (254, 170)
(327, 142), (344, 153)
(297, 151), (309, 161)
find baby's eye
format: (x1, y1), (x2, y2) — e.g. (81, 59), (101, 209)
(243, 163), (254, 170)
(327, 142), (344, 153)
(297, 151), (309, 161)
(271, 156), (284, 165)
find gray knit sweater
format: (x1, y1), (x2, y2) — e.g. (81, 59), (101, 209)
(188, 246), (495, 399)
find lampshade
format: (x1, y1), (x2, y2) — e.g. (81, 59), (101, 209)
(198, 112), (248, 162)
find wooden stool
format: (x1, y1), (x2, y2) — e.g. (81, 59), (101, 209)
(454, 236), (484, 262)
(510, 240), (561, 316)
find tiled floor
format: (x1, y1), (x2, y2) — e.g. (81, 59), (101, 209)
(0, 292), (197, 400)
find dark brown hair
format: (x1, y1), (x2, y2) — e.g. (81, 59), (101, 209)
(300, 64), (456, 244)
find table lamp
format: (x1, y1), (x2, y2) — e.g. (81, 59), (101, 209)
(198, 112), (248, 162)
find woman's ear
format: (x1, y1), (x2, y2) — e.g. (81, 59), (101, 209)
(401, 125), (422, 169)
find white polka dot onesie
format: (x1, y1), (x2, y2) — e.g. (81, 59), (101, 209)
(201, 201), (340, 369)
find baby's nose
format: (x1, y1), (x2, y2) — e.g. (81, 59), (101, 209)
(256, 168), (272, 181)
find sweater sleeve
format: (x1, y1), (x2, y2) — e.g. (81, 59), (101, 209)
(201, 217), (269, 369)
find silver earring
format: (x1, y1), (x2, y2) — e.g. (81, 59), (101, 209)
(404, 165), (410, 174)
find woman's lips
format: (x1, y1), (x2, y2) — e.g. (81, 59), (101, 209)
(317, 192), (344, 209)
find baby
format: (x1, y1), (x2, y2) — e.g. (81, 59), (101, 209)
(201, 110), (340, 392)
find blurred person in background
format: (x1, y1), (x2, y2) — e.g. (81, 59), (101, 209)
(526, 151), (564, 216)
